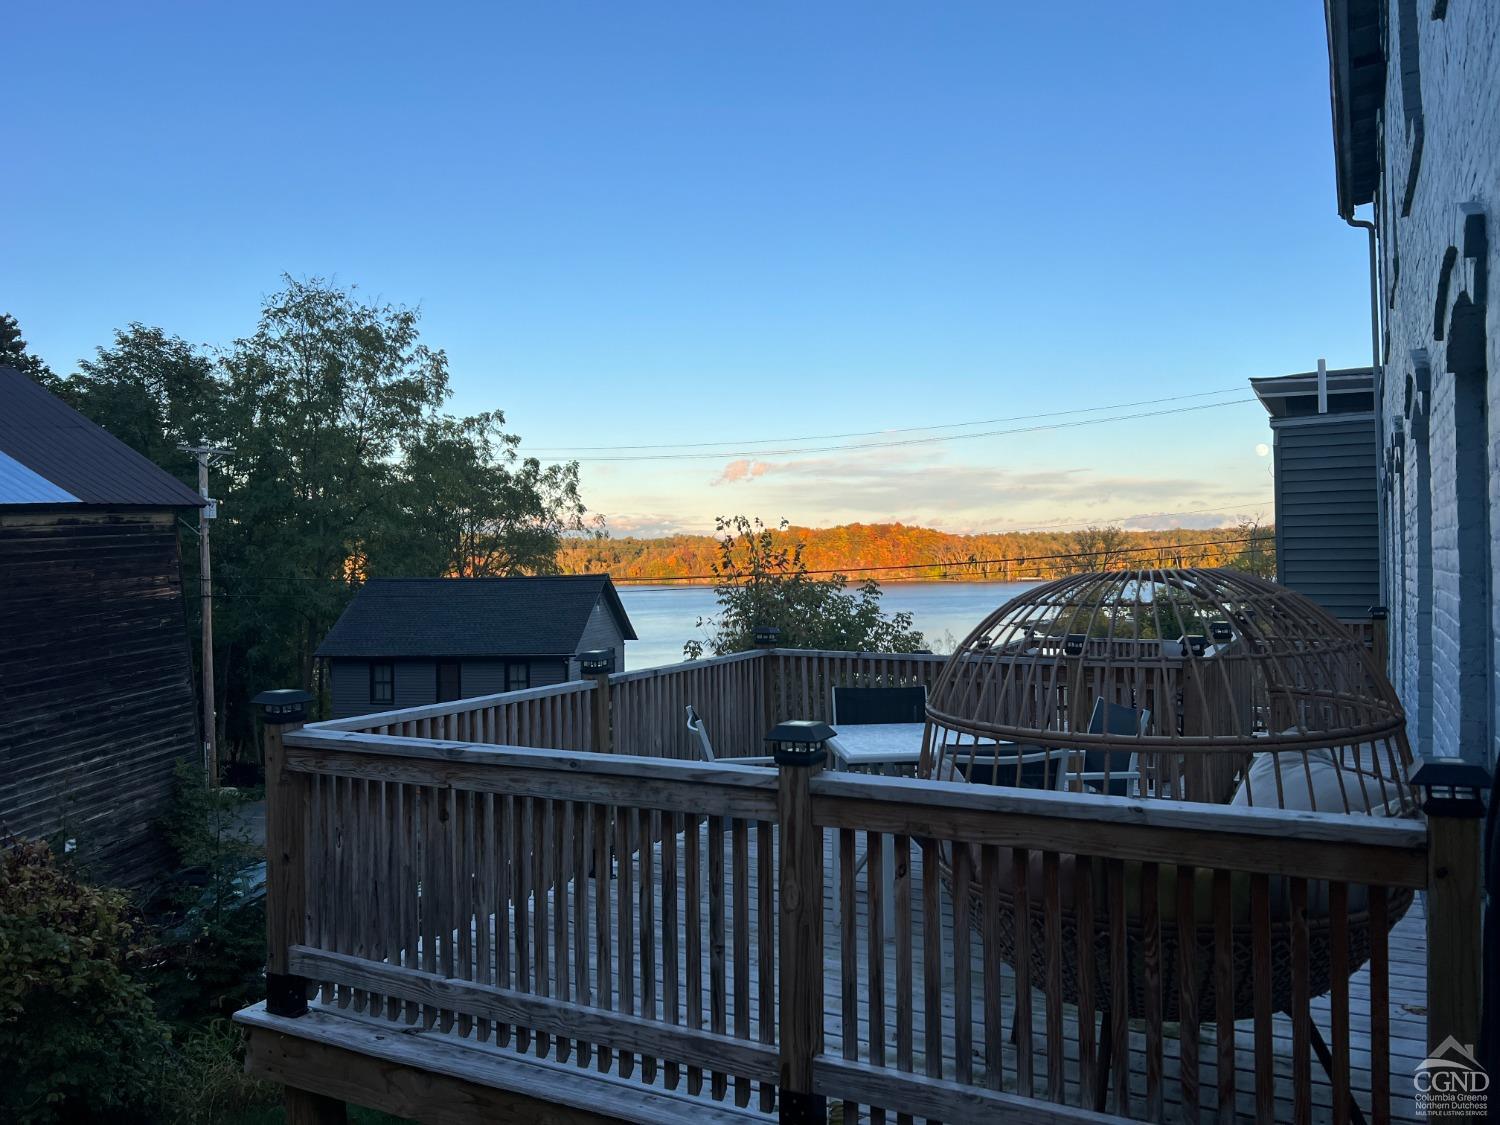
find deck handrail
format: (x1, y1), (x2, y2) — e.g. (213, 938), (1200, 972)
(253, 713), (1484, 1124)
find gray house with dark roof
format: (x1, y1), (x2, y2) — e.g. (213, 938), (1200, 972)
(0, 365), (205, 883)
(317, 575), (637, 719)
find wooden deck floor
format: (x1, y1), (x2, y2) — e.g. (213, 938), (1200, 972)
(315, 820), (1429, 1123)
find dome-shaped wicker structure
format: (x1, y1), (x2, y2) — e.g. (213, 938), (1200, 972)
(919, 567), (1413, 814)
(921, 567), (1417, 1037)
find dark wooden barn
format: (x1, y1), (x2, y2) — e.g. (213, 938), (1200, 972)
(0, 365), (205, 884)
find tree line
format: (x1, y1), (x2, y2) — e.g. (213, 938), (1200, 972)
(561, 518), (1277, 585)
(2, 286), (591, 760)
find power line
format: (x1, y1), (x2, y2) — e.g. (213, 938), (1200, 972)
(523, 386), (1249, 454)
(558, 398), (1256, 463)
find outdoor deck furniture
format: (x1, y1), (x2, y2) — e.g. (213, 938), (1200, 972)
(685, 704), (772, 765)
(831, 684), (927, 726)
(920, 567), (1418, 1116)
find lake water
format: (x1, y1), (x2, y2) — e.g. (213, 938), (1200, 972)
(615, 581), (1041, 670)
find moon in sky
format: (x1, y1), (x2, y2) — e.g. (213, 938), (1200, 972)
(1255, 442), (1270, 457)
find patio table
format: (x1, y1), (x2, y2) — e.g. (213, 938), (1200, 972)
(825, 722), (925, 936)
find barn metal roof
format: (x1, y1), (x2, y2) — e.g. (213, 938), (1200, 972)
(315, 575), (638, 659)
(0, 365), (206, 509)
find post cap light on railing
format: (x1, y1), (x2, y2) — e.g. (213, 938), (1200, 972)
(753, 624), (782, 647)
(1369, 605), (1389, 621)
(1411, 756), (1491, 817)
(1063, 633), (1087, 658)
(1182, 634), (1208, 657)
(579, 648), (614, 675)
(765, 720), (834, 767)
(1210, 620), (1233, 643)
(251, 688), (313, 725)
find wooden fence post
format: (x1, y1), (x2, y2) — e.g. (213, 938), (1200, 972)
(254, 689), (315, 1017)
(1412, 757), (1488, 1055)
(251, 688), (347, 1125)
(773, 721), (830, 1125)
(581, 649), (615, 754)
(755, 629), (783, 744)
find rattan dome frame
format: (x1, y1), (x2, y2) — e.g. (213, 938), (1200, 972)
(918, 567), (1414, 814)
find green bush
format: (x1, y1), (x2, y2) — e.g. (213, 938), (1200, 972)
(0, 838), (170, 1124)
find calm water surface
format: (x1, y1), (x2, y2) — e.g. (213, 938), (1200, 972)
(615, 581), (1041, 670)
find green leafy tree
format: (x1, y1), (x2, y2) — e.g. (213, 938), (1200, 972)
(370, 410), (587, 577)
(52, 276), (591, 757)
(685, 516), (926, 658)
(0, 313), (58, 385)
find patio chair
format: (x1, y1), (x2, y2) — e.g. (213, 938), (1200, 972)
(685, 705), (773, 766)
(831, 685), (927, 726)
(1057, 697), (1150, 797)
(952, 742), (1075, 791)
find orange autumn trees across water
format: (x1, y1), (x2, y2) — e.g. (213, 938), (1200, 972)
(558, 519), (1275, 585)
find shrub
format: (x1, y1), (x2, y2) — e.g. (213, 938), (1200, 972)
(0, 838), (170, 1124)
(150, 761), (267, 1026)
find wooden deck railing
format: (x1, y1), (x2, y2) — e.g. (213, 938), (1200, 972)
(310, 647), (952, 760)
(249, 716), (1479, 1125)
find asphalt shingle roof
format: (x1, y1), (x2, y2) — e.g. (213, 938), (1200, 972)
(315, 575), (637, 658)
(0, 366), (206, 508)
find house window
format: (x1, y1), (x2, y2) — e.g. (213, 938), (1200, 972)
(436, 660), (463, 703)
(506, 662), (530, 692)
(370, 661), (395, 705)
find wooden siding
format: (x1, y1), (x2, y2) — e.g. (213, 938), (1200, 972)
(568, 596), (627, 678)
(0, 510), (199, 884)
(328, 658), (571, 720)
(1272, 414), (1380, 622)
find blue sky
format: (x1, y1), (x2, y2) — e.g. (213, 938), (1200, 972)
(2, 3), (1371, 537)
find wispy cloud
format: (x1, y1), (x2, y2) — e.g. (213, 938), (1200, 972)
(713, 459), (778, 485)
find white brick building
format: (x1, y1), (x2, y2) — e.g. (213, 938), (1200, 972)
(1324, 0), (1498, 765)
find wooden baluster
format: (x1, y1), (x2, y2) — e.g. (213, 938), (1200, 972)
(870, 833), (889, 1124)
(686, 812), (702, 1094)
(1290, 877), (1311, 1125)
(732, 816), (750, 1106)
(593, 803), (612, 1073)
(454, 790), (473, 1037)
(1014, 847), (1034, 1099)
(662, 810), (680, 1088)
(710, 814), (727, 1098)
(1142, 861), (1163, 1122)
(533, 799), (550, 1056)
(616, 801), (635, 1076)
(923, 838), (943, 1085)
(1368, 886), (1388, 1125)
(1107, 857), (1128, 1117)
(953, 842), (974, 1087)
(572, 801), (591, 1067)
(1177, 864), (1200, 1120)
(555, 802), (572, 1062)
(841, 827), (859, 1123)
(1251, 873), (1273, 1125)
(1043, 850), (1063, 1103)
(758, 819), (777, 1114)
(1076, 854), (1097, 1107)
(1214, 868), (1235, 1125)
(640, 807), (657, 1082)
(1329, 881), (1351, 1125)
(475, 792), (493, 1043)
(895, 833), (914, 1125)
(494, 794), (513, 1044)
(512, 795), (531, 1051)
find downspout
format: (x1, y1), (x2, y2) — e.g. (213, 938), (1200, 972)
(1346, 214), (1386, 618)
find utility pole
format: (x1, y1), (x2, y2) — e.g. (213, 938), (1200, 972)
(181, 442), (235, 786)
